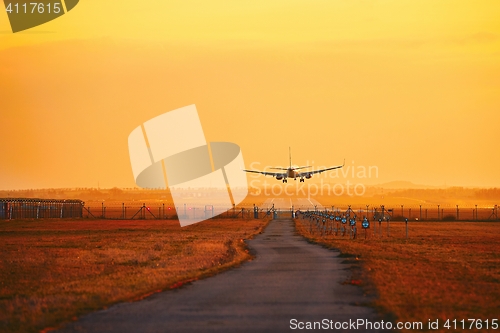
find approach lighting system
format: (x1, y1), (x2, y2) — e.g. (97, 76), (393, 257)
(362, 217), (370, 229)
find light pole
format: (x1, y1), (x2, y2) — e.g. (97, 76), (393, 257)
(405, 218), (408, 239)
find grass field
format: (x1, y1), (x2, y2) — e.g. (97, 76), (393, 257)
(3, 216), (499, 333)
(296, 218), (500, 332)
(0, 218), (268, 333)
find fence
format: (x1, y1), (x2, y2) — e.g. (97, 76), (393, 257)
(1, 199), (498, 222)
(81, 203), (500, 221)
(81, 203), (274, 220)
(317, 204), (499, 222)
(0, 199), (84, 219)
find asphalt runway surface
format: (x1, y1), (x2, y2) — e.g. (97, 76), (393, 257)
(58, 219), (384, 332)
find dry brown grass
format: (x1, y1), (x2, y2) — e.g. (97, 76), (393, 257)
(0, 218), (268, 333)
(296, 218), (500, 332)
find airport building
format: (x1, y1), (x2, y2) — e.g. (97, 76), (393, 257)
(0, 198), (84, 219)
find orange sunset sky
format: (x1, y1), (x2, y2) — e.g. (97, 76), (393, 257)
(0, 1), (499, 190)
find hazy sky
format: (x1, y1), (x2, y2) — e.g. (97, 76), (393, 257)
(1, 1), (499, 189)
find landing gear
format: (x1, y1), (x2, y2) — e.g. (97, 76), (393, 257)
(282, 179), (287, 183)
(300, 178), (304, 182)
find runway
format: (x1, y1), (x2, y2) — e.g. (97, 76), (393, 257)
(261, 197), (323, 211)
(58, 219), (382, 333)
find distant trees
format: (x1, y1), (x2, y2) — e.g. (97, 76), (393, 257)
(474, 188), (500, 200)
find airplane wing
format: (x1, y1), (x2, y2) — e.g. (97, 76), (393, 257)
(243, 170), (287, 178)
(292, 166), (312, 170)
(297, 160), (345, 177)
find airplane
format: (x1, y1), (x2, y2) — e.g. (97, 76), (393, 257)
(243, 148), (345, 183)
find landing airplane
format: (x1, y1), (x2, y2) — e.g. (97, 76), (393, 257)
(243, 148), (344, 183)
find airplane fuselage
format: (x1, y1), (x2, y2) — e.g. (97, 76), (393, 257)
(275, 168), (311, 182)
(287, 169), (299, 179)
